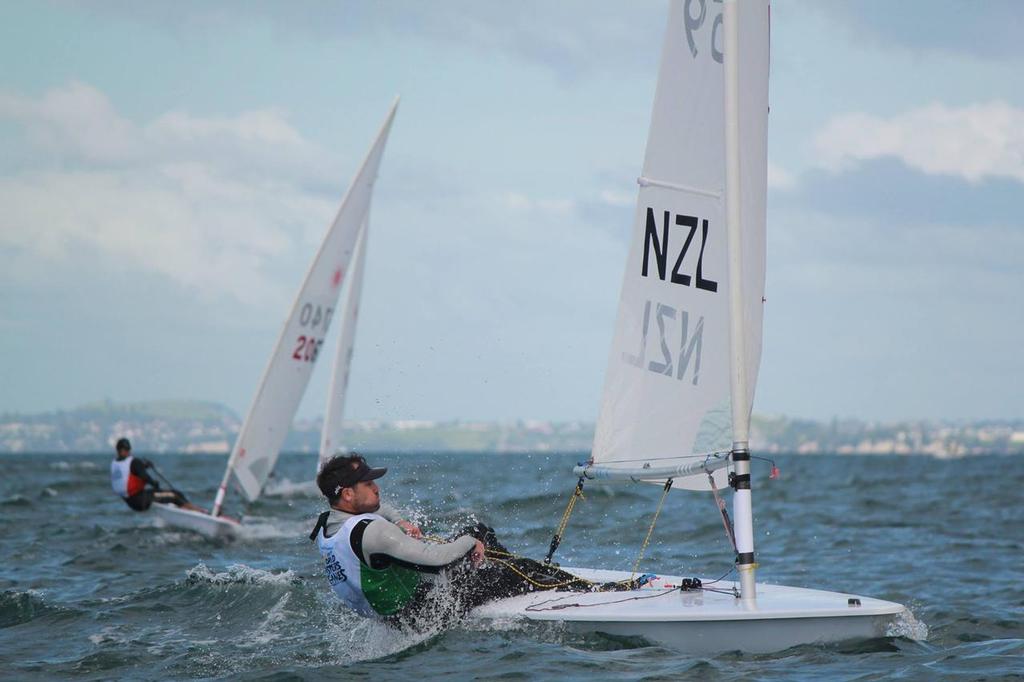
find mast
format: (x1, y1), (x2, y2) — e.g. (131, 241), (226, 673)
(723, 0), (756, 602)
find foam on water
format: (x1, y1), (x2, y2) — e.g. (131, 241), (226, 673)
(262, 477), (319, 499)
(233, 516), (311, 542)
(50, 461), (99, 471)
(247, 593), (293, 646)
(888, 606), (930, 641)
(185, 563), (300, 586)
(322, 610), (442, 664)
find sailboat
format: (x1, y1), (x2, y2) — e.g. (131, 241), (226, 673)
(473, 1), (906, 652)
(151, 101), (399, 539)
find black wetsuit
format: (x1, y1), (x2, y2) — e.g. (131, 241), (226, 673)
(387, 523), (618, 631)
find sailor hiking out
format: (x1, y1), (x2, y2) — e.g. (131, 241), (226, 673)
(310, 453), (641, 629)
(110, 438), (205, 513)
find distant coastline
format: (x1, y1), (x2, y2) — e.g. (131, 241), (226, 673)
(1, 399), (1021, 456)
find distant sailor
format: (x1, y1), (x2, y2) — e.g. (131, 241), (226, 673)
(310, 453), (620, 629)
(110, 438), (205, 513)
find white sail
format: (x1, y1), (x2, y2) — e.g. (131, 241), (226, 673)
(590, 0), (768, 490)
(318, 218), (369, 471)
(225, 102), (398, 504)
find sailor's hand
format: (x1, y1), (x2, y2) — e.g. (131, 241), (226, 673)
(397, 520), (422, 539)
(142, 459), (154, 468)
(469, 539), (486, 568)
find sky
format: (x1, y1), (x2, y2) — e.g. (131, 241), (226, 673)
(1, 1), (1021, 424)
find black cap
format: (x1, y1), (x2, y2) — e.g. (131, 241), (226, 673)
(317, 453), (386, 500)
(116, 438), (131, 452)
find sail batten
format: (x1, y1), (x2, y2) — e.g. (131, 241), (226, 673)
(637, 176), (723, 198)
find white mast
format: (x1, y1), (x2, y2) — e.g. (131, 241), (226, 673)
(723, 0), (756, 603)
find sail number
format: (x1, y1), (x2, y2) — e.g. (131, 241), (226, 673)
(684, 0), (724, 63)
(293, 335), (323, 363)
(623, 299), (704, 385)
(300, 303), (334, 332)
(641, 208), (718, 292)
(291, 302), (334, 363)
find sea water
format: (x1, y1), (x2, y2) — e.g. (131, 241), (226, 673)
(1, 452), (1020, 680)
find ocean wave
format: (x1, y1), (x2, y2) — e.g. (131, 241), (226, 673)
(262, 477), (318, 498)
(0, 589), (52, 628)
(888, 606), (930, 641)
(50, 461), (100, 471)
(185, 563), (301, 586)
(234, 517), (311, 542)
(321, 602), (442, 664)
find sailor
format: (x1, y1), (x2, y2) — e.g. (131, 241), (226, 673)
(310, 453), (605, 629)
(109, 438), (205, 513)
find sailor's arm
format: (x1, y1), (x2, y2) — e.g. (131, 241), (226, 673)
(360, 520), (479, 573)
(129, 458), (160, 488)
(376, 502), (403, 523)
(377, 502), (422, 538)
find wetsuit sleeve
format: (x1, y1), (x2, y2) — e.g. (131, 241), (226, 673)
(375, 502), (405, 524)
(129, 458), (159, 487)
(360, 520), (476, 573)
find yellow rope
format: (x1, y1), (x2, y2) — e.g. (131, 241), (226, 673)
(631, 478), (674, 579)
(543, 477), (585, 564)
(485, 556), (594, 589)
(424, 531), (643, 593)
(555, 481), (584, 538)
(486, 551), (640, 592)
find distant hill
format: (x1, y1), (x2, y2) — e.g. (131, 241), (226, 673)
(70, 399), (238, 421)
(0, 400), (1021, 456)
(0, 400), (239, 454)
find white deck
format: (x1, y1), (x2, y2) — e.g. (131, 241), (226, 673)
(472, 567), (906, 653)
(151, 503), (240, 540)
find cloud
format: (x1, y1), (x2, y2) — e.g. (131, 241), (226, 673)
(0, 82), (340, 307)
(0, 81), (333, 180)
(599, 189), (634, 207)
(70, 1), (662, 81)
(797, 157), (1024, 230)
(814, 102), (1024, 185)
(501, 191), (575, 217)
(767, 161), (796, 190)
(812, 0), (1024, 59)
(769, 158), (1024, 316)
(0, 81), (142, 163)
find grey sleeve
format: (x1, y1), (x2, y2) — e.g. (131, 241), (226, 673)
(360, 520), (476, 572)
(375, 502), (404, 524)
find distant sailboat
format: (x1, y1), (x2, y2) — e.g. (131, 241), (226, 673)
(151, 101), (398, 538)
(474, 1), (906, 652)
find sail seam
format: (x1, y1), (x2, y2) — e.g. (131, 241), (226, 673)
(637, 176), (722, 198)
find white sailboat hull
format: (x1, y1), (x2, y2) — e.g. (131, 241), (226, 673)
(472, 567), (905, 654)
(151, 503), (240, 540)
